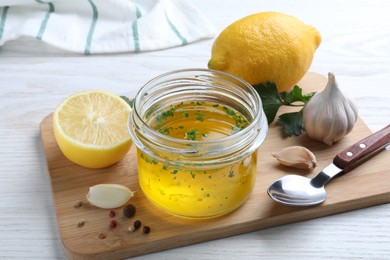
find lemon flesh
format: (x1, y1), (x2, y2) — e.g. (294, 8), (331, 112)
(208, 12), (321, 92)
(53, 90), (132, 168)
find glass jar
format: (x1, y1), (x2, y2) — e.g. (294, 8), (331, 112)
(128, 69), (268, 219)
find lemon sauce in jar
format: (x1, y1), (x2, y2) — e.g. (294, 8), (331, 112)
(129, 69), (268, 219)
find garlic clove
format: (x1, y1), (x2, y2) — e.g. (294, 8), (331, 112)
(272, 146), (317, 170)
(86, 184), (134, 209)
(303, 72), (358, 145)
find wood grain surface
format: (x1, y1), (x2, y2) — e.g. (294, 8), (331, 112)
(39, 73), (390, 259)
(1, 1), (390, 259)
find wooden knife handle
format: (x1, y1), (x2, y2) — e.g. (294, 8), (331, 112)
(333, 124), (390, 173)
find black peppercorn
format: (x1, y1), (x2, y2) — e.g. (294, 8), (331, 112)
(143, 226), (151, 234)
(133, 220), (141, 229)
(123, 204), (136, 218)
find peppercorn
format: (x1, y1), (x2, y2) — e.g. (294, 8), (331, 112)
(74, 200), (83, 208)
(109, 210), (116, 218)
(109, 220), (117, 229)
(77, 219), (85, 227)
(123, 204), (136, 218)
(143, 226), (151, 234)
(98, 233), (107, 239)
(133, 220), (141, 229)
(127, 226), (135, 233)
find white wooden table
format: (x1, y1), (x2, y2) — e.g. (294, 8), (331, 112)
(1, 0), (390, 259)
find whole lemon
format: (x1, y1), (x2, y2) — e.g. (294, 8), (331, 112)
(208, 12), (321, 92)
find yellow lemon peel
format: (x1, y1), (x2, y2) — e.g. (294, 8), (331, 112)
(209, 12), (321, 92)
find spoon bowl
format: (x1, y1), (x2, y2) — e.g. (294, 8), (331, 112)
(268, 175), (326, 206)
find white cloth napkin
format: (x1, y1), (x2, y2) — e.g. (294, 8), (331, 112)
(0, 0), (215, 54)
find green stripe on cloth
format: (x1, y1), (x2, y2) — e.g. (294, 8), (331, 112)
(85, 0), (98, 54)
(131, 4), (142, 52)
(0, 6), (10, 41)
(36, 0), (55, 40)
(164, 10), (187, 45)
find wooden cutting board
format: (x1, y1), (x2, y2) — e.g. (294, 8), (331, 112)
(40, 72), (390, 259)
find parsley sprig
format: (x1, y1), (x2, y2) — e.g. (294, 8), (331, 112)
(252, 82), (316, 137)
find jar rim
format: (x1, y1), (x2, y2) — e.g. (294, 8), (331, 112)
(133, 68), (263, 143)
(128, 68), (268, 166)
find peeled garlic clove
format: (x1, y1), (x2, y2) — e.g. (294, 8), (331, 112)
(86, 184), (134, 209)
(272, 146), (317, 170)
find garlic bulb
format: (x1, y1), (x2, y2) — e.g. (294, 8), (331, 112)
(303, 72), (358, 145)
(272, 146), (317, 170)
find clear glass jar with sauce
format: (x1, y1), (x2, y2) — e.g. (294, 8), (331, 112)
(128, 69), (268, 219)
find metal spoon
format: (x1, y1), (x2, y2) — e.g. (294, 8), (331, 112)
(268, 124), (390, 206)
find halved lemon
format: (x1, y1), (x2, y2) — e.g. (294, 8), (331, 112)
(53, 90), (132, 168)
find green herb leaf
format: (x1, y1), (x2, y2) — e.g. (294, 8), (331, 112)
(277, 110), (305, 137)
(252, 82), (315, 137)
(228, 168), (235, 178)
(156, 106), (174, 123)
(120, 96), (134, 108)
(185, 129), (198, 140)
(185, 129), (207, 140)
(223, 106), (237, 116)
(252, 82), (283, 124)
(279, 85), (316, 104)
(158, 126), (171, 135)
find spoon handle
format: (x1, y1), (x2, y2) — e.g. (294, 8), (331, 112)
(333, 124), (390, 173)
